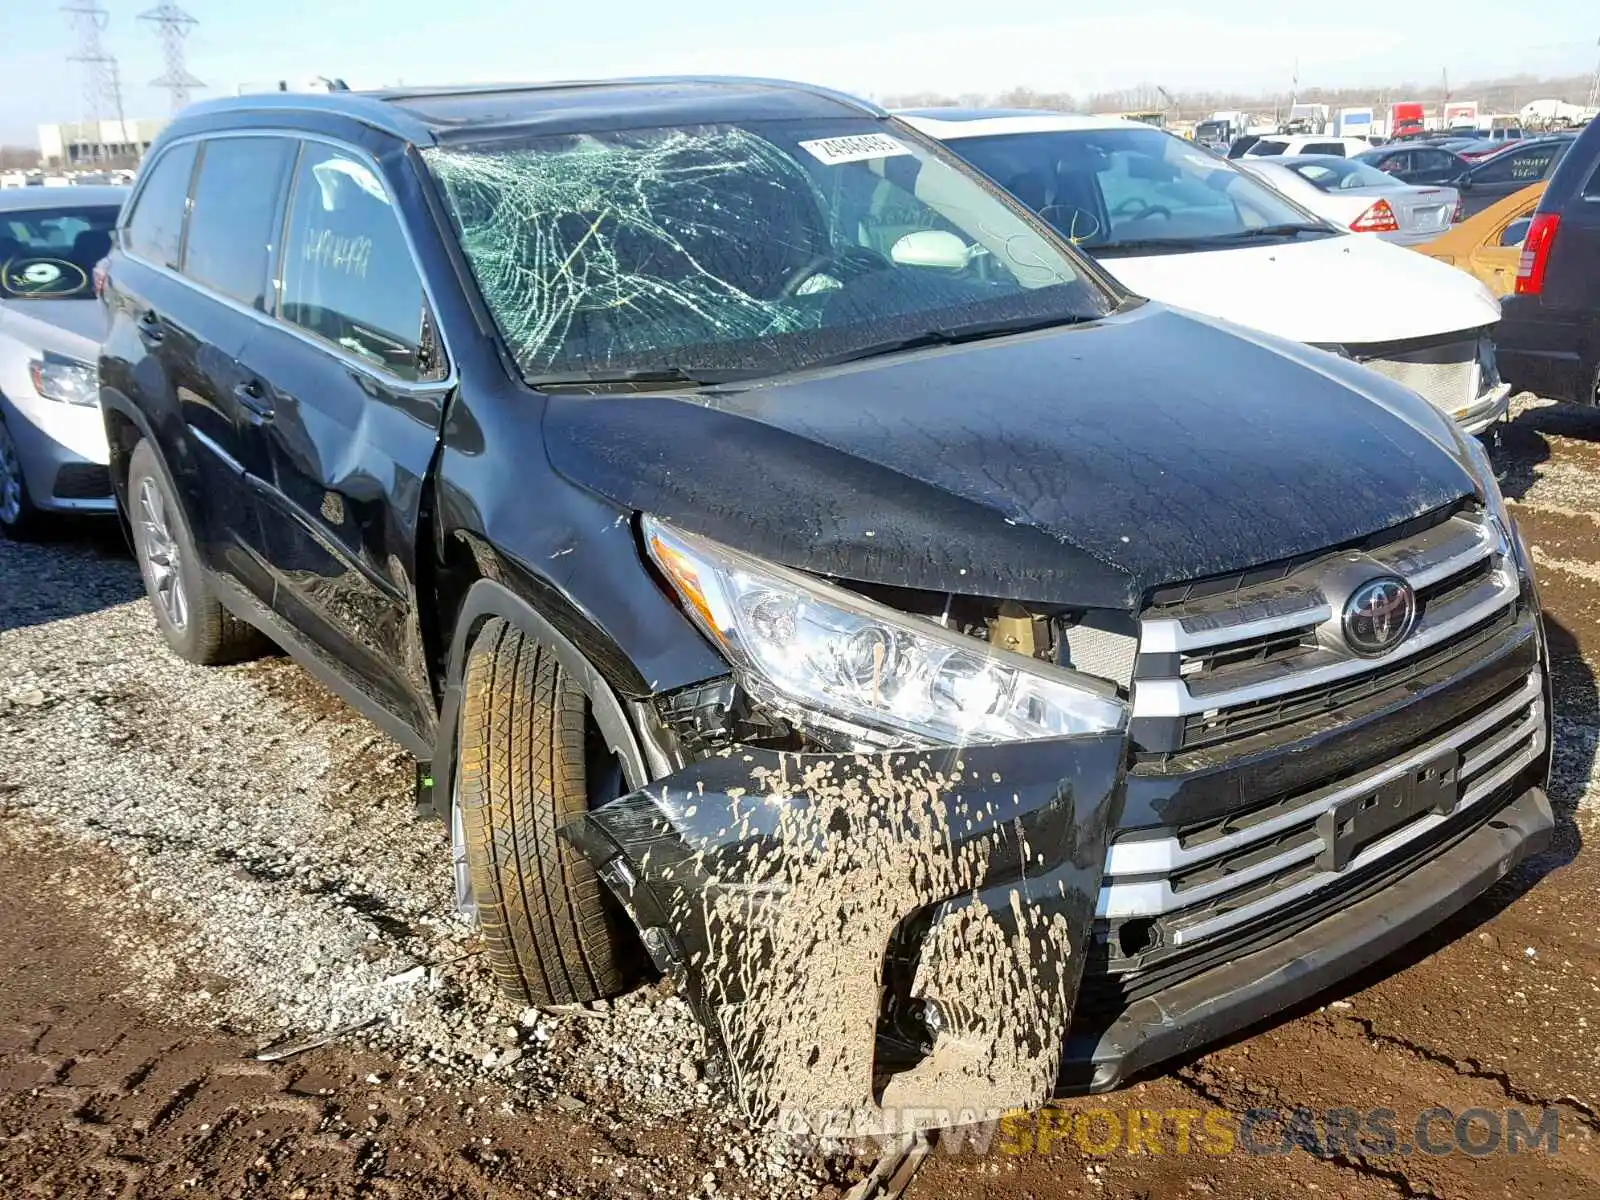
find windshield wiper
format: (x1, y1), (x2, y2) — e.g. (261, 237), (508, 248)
(527, 366), (758, 392)
(1094, 224), (1331, 256)
(803, 312), (1096, 371)
(1205, 223), (1333, 241)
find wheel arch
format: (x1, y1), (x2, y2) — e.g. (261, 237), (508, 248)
(100, 387), (164, 509)
(429, 574), (653, 821)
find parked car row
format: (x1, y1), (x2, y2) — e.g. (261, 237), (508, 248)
(0, 77), (1581, 1135)
(1347, 134), (1578, 218)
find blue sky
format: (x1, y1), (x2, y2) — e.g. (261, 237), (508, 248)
(3, 0), (1597, 144)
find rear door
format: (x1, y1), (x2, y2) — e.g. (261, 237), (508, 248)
(107, 136), (290, 603)
(1465, 193), (1542, 297)
(1463, 143), (1566, 217)
(172, 135), (299, 598)
(234, 137), (450, 743)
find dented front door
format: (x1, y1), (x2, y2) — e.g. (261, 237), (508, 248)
(567, 734), (1125, 1135)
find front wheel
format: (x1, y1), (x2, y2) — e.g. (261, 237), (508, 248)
(455, 617), (640, 1006)
(0, 416), (39, 540)
(126, 439), (263, 664)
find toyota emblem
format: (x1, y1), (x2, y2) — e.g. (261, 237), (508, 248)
(1343, 576), (1417, 656)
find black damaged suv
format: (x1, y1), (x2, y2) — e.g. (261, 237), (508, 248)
(101, 79), (1552, 1133)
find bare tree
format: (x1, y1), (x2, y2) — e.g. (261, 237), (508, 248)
(0, 145), (42, 170)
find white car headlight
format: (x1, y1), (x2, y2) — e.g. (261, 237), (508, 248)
(644, 516), (1127, 748)
(29, 353), (98, 407)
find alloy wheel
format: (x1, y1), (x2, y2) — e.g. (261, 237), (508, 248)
(137, 475), (188, 632)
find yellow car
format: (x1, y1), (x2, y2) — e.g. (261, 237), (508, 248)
(1415, 182), (1545, 296)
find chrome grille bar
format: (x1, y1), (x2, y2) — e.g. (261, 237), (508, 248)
(1167, 707), (1543, 946)
(1095, 670), (1544, 942)
(1133, 510), (1515, 721)
(1106, 670), (1542, 880)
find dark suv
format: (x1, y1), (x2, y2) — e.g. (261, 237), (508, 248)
(100, 79), (1552, 1136)
(1498, 117), (1600, 404)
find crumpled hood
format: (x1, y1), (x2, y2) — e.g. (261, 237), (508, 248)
(1102, 233), (1502, 346)
(544, 303), (1478, 610)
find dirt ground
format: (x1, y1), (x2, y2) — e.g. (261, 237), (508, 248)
(3, 397), (1599, 1199)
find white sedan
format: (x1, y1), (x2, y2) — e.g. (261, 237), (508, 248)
(1240, 155), (1461, 246)
(899, 110), (1512, 435)
(0, 186), (124, 537)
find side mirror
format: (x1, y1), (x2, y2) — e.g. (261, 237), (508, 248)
(889, 229), (971, 270)
(1456, 175), (1472, 190)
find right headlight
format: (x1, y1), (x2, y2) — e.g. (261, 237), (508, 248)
(644, 516), (1127, 748)
(1459, 430), (1532, 576)
(28, 352), (98, 407)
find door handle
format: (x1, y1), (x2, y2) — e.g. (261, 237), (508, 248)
(234, 378), (274, 419)
(137, 310), (165, 344)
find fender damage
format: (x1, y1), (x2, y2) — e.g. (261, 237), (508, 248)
(566, 734), (1125, 1135)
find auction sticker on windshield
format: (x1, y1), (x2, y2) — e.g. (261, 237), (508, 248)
(799, 133), (911, 165)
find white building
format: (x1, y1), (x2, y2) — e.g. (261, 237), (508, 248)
(38, 117), (168, 167)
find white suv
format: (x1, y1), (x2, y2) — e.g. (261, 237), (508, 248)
(1245, 135), (1376, 158)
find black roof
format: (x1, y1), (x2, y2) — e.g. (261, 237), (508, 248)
(171, 77), (886, 145)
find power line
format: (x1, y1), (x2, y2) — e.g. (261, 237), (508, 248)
(62, 0), (122, 161)
(139, 3), (205, 113)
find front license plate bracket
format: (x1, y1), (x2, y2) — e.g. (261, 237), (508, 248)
(1317, 748), (1460, 872)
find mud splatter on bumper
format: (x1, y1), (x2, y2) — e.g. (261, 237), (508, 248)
(566, 735), (1124, 1134)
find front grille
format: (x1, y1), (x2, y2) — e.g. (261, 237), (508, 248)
(1355, 337), (1484, 414)
(51, 463), (112, 500)
(1133, 505), (1519, 755)
(1071, 759), (1532, 1029)
(1097, 668), (1544, 960)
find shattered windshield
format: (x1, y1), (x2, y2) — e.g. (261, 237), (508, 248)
(423, 120), (1113, 383)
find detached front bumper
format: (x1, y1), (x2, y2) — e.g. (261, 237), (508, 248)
(567, 623), (1550, 1133)
(567, 735), (1126, 1136)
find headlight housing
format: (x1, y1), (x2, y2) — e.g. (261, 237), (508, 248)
(1459, 430), (1510, 527)
(644, 516), (1127, 748)
(1459, 430), (1528, 571)
(29, 353), (98, 407)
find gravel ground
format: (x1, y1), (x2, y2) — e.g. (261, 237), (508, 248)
(0, 526), (830, 1195)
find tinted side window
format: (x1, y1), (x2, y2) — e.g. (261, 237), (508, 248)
(1303, 142), (1346, 156)
(183, 137), (295, 309)
(1585, 159), (1600, 200)
(1249, 140), (1288, 157)
(1474, 146), (1556, 185)
(1374, 151), (1409, 173)
(280, 143), (425, 380)
(122, 141), (197, 268)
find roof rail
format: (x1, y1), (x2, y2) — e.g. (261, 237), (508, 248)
(369, 75), (888, 119)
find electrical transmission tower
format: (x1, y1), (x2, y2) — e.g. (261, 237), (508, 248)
(62, 0), (126, 160)
(140, 3), (205, 112)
